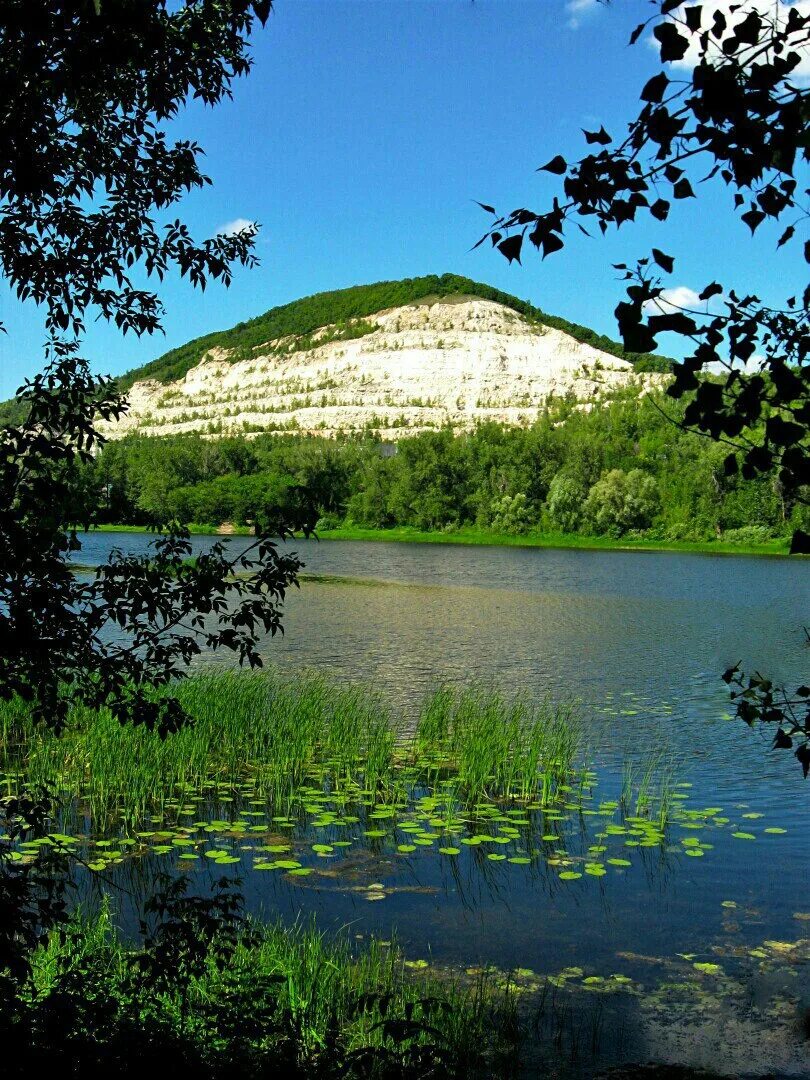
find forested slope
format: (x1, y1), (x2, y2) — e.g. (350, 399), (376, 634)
(82, 386), (798, 545)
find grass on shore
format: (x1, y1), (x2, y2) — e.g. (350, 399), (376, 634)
(88, 522), (254, 536)
(18, 898), (519, 1078)
(84, 523), (793, 557)
(316, 525), (792, 558)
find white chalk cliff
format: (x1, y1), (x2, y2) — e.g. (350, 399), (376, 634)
(101, 298), (659, 441)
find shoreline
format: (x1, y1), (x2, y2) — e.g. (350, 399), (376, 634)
(85, 522), (793, 558)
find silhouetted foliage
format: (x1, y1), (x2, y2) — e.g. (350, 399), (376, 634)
(0, 787), (68, 1002)
(482, 0), (810, 769)
(723, 663), (810, 776)
(0, 0), (322, 1055)
(0, 0), (307, 737)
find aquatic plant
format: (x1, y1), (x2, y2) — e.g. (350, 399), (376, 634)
(620, 754), (675, 826)
(414, 685), (579, 804)
(2, 674), (581, 819)
(2, 671), (400, 820)
(0, 671), (776, 894)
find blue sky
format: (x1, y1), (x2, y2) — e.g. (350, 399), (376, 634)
(0, 0), (803, 397)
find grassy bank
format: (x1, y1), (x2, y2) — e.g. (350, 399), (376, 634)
(318, 525), (792, 557)
(13, 900), (519, 1078)
(85, 523), (792, 557)
(88, 522), (255, 536)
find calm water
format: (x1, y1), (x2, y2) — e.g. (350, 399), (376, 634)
(75, 533), (810, 1075)
(77, 532), (809, 782)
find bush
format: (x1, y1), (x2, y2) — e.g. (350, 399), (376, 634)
(315, 512), (342, 531)
(5, 882), (520, 1079)
(489, 493), (530, 535)
(720, 525), (774, 545)
(662, 521), (703, 543)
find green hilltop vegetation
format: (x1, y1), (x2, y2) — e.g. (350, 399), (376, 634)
(116, 272), (672, 391)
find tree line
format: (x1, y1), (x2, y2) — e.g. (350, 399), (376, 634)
(84, 386), (803, 544)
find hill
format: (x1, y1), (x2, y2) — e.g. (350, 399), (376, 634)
(116, 273), (670, 390)
(0, 275), (671, 437)
(98, 275), (669, 441)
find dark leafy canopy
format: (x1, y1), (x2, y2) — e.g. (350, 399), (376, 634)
(0, 0), (308, 1015)
(0, 0), (306, 747)
(483, 0), (810, 769)
(0, 0), (267, 341)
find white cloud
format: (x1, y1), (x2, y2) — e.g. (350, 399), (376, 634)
(656, 1), (810, 84)
(643, 285), (705, 315)
(644, 286), (768, 372)
(216, 217), (256, 237)
(565, 0), (599, 30)
(643, 284), (728, 320)
(707, 351), (764, 374)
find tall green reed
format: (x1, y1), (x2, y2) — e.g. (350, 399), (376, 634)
(30, 901), (520, 1072)
(0, 671), (399, 821)
(413, 685), (580, 804)
(0, 671), (582, 824)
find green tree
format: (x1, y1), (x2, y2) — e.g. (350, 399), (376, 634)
(490, 492), (530, 535)
(583, 468), (661, 537)
(347, 453), (399, 529)
(0, 0), (311, 1014)
(0, 0), (294, 737)
(387, 431), (469, 530)
(545, 471), (588, 533)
